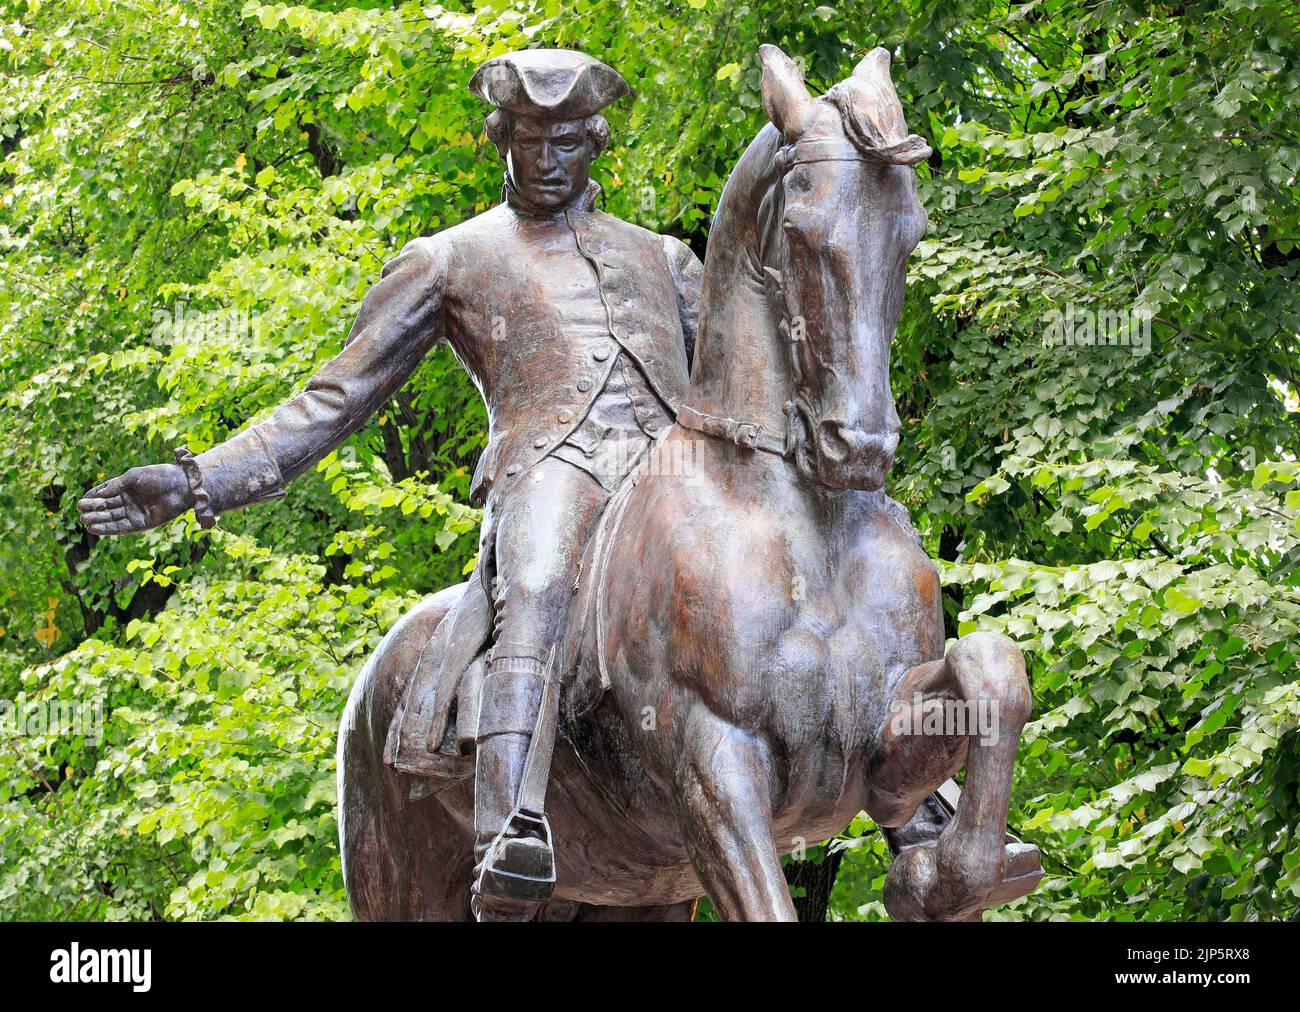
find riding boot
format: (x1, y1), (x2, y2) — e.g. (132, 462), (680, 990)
(470, 654), (554, 920)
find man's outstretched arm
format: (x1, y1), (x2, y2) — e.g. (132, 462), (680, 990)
(78, 238), (448, 535)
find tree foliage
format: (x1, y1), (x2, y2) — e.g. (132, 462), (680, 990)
(1, 0), (1296, 920)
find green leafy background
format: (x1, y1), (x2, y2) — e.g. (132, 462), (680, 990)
(1, 0), (1296, 920)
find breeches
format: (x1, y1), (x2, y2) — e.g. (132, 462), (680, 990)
(485, 456), (610, 678)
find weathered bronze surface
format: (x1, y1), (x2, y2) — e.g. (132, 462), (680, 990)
(79, 45), (1042, 921)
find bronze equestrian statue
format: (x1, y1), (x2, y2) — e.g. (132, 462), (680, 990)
(78, 44), (1042, 921)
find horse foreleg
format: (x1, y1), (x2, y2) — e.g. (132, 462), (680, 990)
(869, 631), (1040, 921)
(670, 715), (796, 922)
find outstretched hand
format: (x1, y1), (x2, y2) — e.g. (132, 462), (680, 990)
(77, 463), (194, 536)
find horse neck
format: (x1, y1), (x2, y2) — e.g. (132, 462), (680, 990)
(686, 125), (789, 435)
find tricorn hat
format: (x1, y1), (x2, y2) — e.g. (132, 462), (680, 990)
(469, 48), (630, 120)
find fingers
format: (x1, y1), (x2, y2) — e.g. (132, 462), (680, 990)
(77, 495), (129, 532)
(77, 496), (143, 535)
(80, 504), (128, 524)
(77, 494), (125, 514)
(82, 516), (141, 536)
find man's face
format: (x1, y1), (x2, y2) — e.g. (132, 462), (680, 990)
(506, 116), (596, 209)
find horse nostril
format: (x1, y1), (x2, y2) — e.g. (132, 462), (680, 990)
(818, 420), (858, 463)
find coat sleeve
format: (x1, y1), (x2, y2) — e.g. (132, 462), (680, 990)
(194, 237), (449, 515)
(660, 234), (703, 370)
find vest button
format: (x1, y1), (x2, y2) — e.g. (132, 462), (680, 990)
(577, 377), (593, 392)
(593, 345), (611, 361)
(506, 465), (519, 477)
(534, 436), (548, 449)
(558, 409), (574, 423)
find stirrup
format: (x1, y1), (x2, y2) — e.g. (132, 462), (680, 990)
(477, 807), (556, 905)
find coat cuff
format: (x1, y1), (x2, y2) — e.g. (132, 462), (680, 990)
(193, 426), (286, 515)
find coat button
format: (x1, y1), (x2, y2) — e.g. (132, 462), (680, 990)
(506, 465), (519, 477)
(558, 409), (574, 423)
(577, 377), (593, 392)
(593, 345), (611, 361)
(534, 436), (548, 449)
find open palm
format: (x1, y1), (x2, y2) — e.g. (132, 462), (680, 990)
(77, 463), (193, 536)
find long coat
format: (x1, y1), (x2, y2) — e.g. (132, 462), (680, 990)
(192, 181), (703, 513)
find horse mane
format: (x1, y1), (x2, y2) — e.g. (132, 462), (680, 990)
(710, 120), (785, 274)
(691, 120), (780, 400)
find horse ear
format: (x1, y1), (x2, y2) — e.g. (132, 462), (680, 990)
(841, 46), (910, 147)
(759, 44), (815, 141)
(852, 47), (894, 84)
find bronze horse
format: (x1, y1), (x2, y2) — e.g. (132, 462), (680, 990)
(339, 45), (1042, 921)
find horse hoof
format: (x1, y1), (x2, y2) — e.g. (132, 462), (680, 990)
(985, 841), (1042, 907)
(883, 840), (1042, 921)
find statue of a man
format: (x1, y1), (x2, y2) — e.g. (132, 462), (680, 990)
(77, 49), (702, 920)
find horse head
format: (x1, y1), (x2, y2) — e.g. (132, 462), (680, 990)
(750, 45), (930, 491)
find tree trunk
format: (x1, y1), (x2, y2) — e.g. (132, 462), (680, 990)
(783, 849), (845, 922)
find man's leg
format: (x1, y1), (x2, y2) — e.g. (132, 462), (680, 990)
(472, 457), (609, 918)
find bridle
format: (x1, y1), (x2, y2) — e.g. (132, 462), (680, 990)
(676, 135), (884, 469)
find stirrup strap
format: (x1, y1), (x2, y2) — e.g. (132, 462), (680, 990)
(515, 646), (558, 816)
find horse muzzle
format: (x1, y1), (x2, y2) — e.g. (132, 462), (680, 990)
(810, 418), (899, 491)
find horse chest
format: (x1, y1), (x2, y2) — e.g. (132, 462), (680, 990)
(764, 589), (890, 752)
(656, 497), (897, 745)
